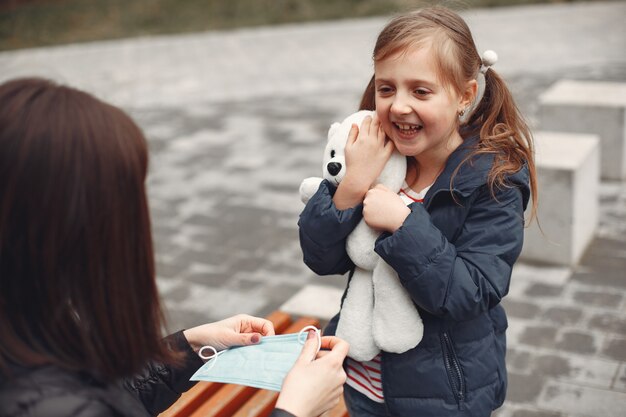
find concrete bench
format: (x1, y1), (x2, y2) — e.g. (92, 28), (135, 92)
(521, 131), (600, 266)
(158, 310), (348, 417)
(538, 79), (626, 180)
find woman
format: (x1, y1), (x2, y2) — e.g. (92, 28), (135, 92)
(0, 77), (348, 417)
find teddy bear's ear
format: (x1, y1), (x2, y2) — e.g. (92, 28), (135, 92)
(327, 122), (341, 140)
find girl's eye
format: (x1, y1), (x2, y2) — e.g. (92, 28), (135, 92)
(376, 86), (394, 95)
(415, 88), (430, 96)
(330, 150), (335, 158)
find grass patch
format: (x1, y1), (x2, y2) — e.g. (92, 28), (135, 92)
(0, 0), (611, 51)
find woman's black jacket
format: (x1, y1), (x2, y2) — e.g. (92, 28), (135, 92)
(0, 331), (294, 417)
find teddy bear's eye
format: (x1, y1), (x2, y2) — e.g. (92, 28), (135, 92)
(330, 150), (335, 158)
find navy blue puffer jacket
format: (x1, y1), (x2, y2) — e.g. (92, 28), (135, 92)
(298, 136), (530, 417)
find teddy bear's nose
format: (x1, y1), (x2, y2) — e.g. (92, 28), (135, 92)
(327, 162), (342, 176)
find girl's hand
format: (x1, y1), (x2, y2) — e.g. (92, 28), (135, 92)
(333, 116), (395, 210)
(276, 334), (349, 417)
(363, 184), (411, 233)
(183, 314), (275, 353)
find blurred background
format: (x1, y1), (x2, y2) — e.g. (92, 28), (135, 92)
(0, 0), (613, 50)
(1, 1), (625, 416)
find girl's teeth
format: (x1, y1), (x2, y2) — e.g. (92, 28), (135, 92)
(396, 123), (421, 131)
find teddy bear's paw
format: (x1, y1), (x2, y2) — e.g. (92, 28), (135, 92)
(372, 286), (424, 353)
(374, 317), (424, 353)
(336, 318), (380, 361)
(337, 321), (380, 361)
(346, 220), (380, 270)
(347, 340), (381, 362)
(372, 262), (424, 352)
(335, 267), (380, 361)
(299, 177), (323, 204)
(376, 151), (408, 192)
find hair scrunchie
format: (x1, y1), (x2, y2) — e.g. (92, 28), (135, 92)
(459, 50), (498, 124)
(479, 50), (498, 74)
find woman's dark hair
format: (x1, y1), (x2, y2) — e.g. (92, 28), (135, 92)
(0, 77), (178, 381)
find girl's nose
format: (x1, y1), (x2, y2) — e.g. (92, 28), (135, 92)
(390, 94), (412, 115)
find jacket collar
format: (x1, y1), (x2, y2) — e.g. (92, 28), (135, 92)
(423, 134), (530, 208)
(426, 135), (490, 199)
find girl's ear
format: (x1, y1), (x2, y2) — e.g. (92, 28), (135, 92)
(459, 79), (478, 112)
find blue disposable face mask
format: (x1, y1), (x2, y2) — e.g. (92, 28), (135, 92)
(190, 326), (321, 391)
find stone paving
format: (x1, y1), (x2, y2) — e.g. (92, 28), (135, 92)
(1, 1), (625, 416)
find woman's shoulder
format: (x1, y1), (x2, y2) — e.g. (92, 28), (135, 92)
(0, 365), (138, 417)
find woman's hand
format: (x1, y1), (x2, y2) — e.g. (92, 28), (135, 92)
(333, 116), (395, 210)
(276, 334), (349, 417)
(183, 314), (275, 353)
(363, 184), (411, 233)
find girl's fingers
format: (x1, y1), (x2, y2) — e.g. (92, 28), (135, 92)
(383, 136), (396, 156)
(347, 124), (359, 145)
(370, 115), (381, 137)
(359, 116), (372, 137)
(377, 123), (386, 142)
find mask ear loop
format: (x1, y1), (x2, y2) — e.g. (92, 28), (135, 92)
(297, 325), (322, 354)
(198, 346), (227, 370)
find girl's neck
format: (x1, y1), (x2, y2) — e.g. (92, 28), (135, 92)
(406, 160), (444, 192)
(406, 132), (463, 192)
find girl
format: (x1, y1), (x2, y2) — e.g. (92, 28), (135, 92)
(299, 6), (537, 417)
(0, 77), (348, 417)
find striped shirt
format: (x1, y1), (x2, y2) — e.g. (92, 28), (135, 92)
(345, 181), (431, 402)
(345, 355), (384, 402)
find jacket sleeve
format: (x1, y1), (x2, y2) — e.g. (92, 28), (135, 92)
(122, 331), (204, 416)
(269, 409), (297, 417)
(298, 180), (362, 276)
(374, 184), (525, 322)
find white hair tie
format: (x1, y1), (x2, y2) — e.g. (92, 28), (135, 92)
(479, 50), (498, 74)
(459, 50), (498, 124)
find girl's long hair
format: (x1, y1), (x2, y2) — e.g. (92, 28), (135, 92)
(360, 6), (537, 220)
(0, 78), (180, 381)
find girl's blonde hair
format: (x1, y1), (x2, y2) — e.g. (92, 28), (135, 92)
(360, 6), (537, 220)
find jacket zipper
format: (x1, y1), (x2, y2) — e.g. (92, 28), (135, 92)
(441, 332), (465, 409)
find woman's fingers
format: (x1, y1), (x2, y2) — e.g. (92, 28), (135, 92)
(319, 335), (347, 351)
(296, 330), (321, 364)
(319, 336), (350, 363)
(237, 332), (262, 346)
(239, 315), (275, 336)
(276, 333), (347, 417)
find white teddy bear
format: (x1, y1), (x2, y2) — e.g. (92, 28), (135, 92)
(300, 110), (423, 361)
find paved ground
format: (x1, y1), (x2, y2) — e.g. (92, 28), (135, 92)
(1, 1), (625, 416)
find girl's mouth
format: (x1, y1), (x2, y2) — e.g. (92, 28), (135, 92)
(394, 122), (423, 138)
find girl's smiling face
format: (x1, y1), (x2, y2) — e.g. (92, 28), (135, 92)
(374, 44), (472, 162)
